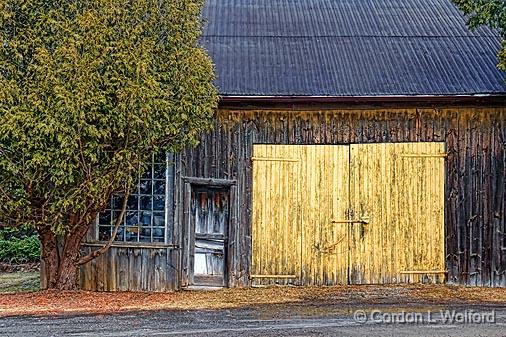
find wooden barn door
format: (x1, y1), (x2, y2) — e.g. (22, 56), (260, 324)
(251, 145), (303, 284)
(251, 143), (445, 286)
(188, 186), (229, 287)
(299, 145), (350, 285)
(349, 143), (445, 284)
(251, 145), (349, 285)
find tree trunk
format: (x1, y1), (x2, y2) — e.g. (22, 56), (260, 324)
(56, 231), (86, 290)
(38, 227), (59, 289)
(37, 195), (128, 290)
(38, 224), (90, 291)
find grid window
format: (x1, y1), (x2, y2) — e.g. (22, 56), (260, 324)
(98, 153), (167, 243)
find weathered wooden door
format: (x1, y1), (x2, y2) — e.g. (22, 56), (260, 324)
(251, 145), (350, 285)
(251, 145), (303, 285)
(189, 187), (229, 287)
(252, 143), (445, 286)
(349, 143), (446, 284)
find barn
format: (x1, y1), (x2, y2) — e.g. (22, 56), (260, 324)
(75, 0), (506, 291)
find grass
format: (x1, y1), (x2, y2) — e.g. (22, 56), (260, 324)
(0, 272), (39, 294)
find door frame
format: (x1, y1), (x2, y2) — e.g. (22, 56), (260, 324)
(181, 177), (237, 288)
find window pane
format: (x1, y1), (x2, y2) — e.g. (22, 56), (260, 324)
(153, 196), (165, 211)
(114, 226), (125, 241)
(140, 211), (152, 226)
(113, 211), (124, 225)
(152, 236), (164, 243)
(153, 227), (164, 243)
(125, 227), (138, 242)
(141, 167), (152, 180)
(127, 195), (138, 210)
(139, 180), (152, 195)
(154, 164), (165, 179)
(113, 196), (124, 209)
(125, 211), (139, 226)
(140, 196), (152, 210)
(98, 226), (111, 241)
(153, 212), (165, 226)
(99, 211), (112, 226)
(140, 228), (151, 242)
(153, 180), (165, 195)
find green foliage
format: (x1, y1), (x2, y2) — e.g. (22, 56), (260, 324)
(0, 227), (40, 263)
(0, 1), (218, 235)
(0, 225), (36, 240)
(453, 0), (506, 70)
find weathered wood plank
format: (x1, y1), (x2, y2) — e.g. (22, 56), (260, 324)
(75, 107), (506, 291)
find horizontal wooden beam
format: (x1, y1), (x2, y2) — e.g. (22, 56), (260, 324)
(82, 242), (179, 250)
(219, 95), (506, 110)
(182, 176), (237, 186)
(195, 233), (227, 241)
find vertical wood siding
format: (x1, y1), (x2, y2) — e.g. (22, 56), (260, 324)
(251, 145), (304, 285)
(177, 107), (505, 287)
(251, 145), (351, 285)
(79, 106), (505, 290)
(348, 142), (445, 284)
(79, 245), (178, 292)
(251, 143), (445, 286)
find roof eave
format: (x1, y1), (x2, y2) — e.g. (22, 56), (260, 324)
(219, 94), (506, 108)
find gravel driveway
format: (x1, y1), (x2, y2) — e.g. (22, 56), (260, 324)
(1, 302), (506, 337)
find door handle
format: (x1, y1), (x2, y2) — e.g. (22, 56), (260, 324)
(332, 217), (369, 240)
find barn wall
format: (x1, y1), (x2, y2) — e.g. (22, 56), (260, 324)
(79, 245), (179, 292)
(178, 107), (506, 287)
(78, 154), (180, 292)
(76, 106), (506, 291)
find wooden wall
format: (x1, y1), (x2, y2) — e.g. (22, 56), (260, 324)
(177, 106), (506, 287)
(77, 105), (506, 290)
(79, 245), (179, 292)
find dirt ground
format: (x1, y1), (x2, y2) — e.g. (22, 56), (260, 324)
(0, 284), (505, 317)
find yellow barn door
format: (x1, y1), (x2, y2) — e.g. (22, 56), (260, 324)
(349, 143), (446, 284)
(251, 143), (445, 286)
(299, 145), (350, 285)
(251, 145), (350, 285)
(251, 145), (303, 284)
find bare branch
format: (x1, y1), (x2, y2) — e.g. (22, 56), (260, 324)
(76, 189), (130, 266)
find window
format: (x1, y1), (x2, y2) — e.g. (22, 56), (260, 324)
(97, 153), (168, 243)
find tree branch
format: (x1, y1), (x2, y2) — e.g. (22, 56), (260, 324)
(76, 189), (130, 266)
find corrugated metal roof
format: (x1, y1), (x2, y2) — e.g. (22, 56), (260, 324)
(200, 0), (506, 97)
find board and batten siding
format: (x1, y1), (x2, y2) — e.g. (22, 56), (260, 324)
(176, 107), (506, 287)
